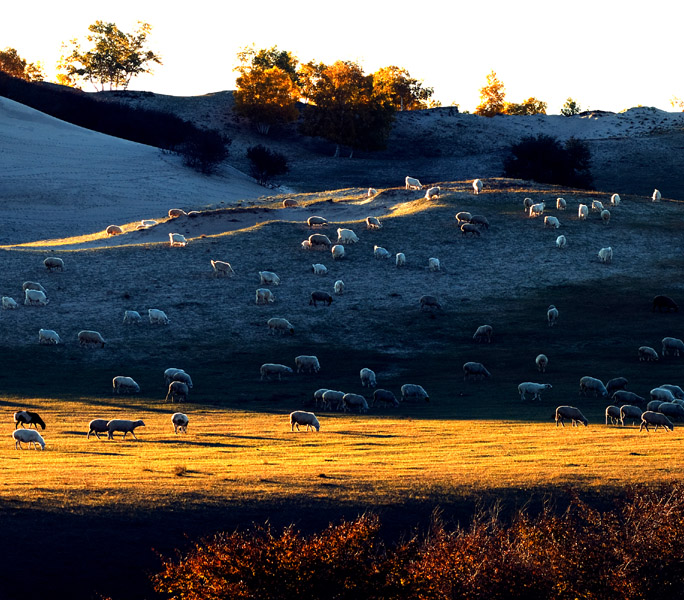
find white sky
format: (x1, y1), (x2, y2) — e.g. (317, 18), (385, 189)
(3, 0), (682, 113)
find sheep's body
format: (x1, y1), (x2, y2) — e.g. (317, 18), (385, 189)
(259, 271), (280, 286)
(652, 295), (679, 313)
(523, 198), (533, 211)
(290, 411), (320, 432)
(331, 245), (345, 260)
(308, 234), (332, 249)
(366, 216), (382, 229)
(395, 253), (406, 267)
(307, 216), (328, 227)
(336, 228), (359, 244)
(605, 405), (621, 425)
(78, 330), (105, 348)
(374, 246), (390, 259)
(518, 382), (552, 401)
(612, 390), (645, 406)
(419, 295), (442, 311)
(556, 198), (566, 210)
(544, 216), (560, 229)
(164, 368), (186, 385)
(463, 362), (491, 381)
(536, 354), (548, 373)
(600, 209), (611, 224)
(112, 376), (140, 394)
(472, 179), (483, 194)
(640, 411), (673, 432)
(598, 247), (613, 264)
(473, 325), (493, 343)
(322, 390), (345, 410)
(547, 305), (559, 327)
(172, 413), (189, 434)
(652, 189), (661, 202)
(620, 405), (643, 426)
(14, 411), (46, 430)
(401, 384), (429, 402)
(123, 310), (142, 324)
(580, 376), (609, 398)
(267, 317), (294, 335)
(469, 215), (489, 229)
(169, 233), (187, 247)
(578, 204), (588, 220)
(313, 388), (330, 408)
(211, 260), (236, 277)
(405, 176), (422, 190)
(168, 208), (187, 218)
(659, 385), (684, 400)
(107, 419), (145, 440)
(662, 337), (684, 357)
(310, 291), (333, 306)
(360, 368), (377, 388)
(171, 370), (193, 388)
(149, 309), (170, 325)
(373, 389), (399, 407)
(606, 377), (628, 396)
(650, 387), (676, 404)
(460, 223), (481, 237)
(2, 296), (18, 310)
(657, 402), (684, 421)
(166, 381), (189, 403)
(106, 225), (123, 236)
(140, 220), (157, 228)
(529, 202), (545, 218)
(342, 393), (369, 413)
(367, 188), (377, 197)
(44, 257), (64, 272)
(334, 280), (344, 295)
(556, 235), (567, 249)
(455, 211), (472, 223)
(638, 346), (659, 361)
(260, 363), (293, 381)
(295, 355), (320, 374)
(610, 194), (621, 206)
(255, 288), (275, 305)
(555, 406), (588, 427)
(283, 198), (298, 207)
(24, 289), (48, 306)
(312, 263), (328, 275)
(428, 257), (441, 272)
(38, 329), (61, 344)
(87, 419), (109, 440)
(425, 186), (441, 199)
(13, 429), (45, 450)
(591, 200), (604, 213)
(23, 282), (46, 293)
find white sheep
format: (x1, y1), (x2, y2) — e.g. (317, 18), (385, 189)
(322, 390), (345, 410)
(640, 411), (672, 432)
(260, 363), (293, 381)
(267, 317), (294, 335)
(301, 240), (312, 250)
(610, 194), (621, 206)
(419, 295), (442, 311)
(166, 381), (189, 403)
(556, 198), (566, 210)
(23, 281), (46, 293)
(473, 325), (493, 343)
(657, 402), (684, 421)
(600, 209), (611, 225)
(469, 215), (490, 229)
(555, 406), (588, 427)
(373, 389), (399, 407)
(374, 246), (390, 259)
(295, 355), (320, 374)
(528, 202), (545, 218)
(2, 296), (18, 310)
(605, 405), (621, 425)
(164, 368), (186, 385)
(107, 419), (145, 440)
(334, 280), (344, 295)
(283, 198), (298, 208)
(112, 376), (140, 394)
(652, 189), (661, 202)
(259, 271), (280, 286)
(12, 429), (45, 450)
(650, 387), (676, 404)
(647, 400), (666, 413)
(256, 288), (275, 305)
(106, 224), (123, 236)
(535, 354), (548, 373)
(591, 200), (604, 213)
(523, 198), (534, 211)
(425, 186), (440, 199)
(123, 310), (142, 324)
(309, 233), (332, 248)
(544, 216), (560, 229)
(472, 179), (483, 194)
(290, 411), (320, 432)
(460, 223), (481, 237)
(313, 388), (330, 408)
(169, 233), (187, 247)
(579, 376), (608, 398)
(38, 329), (61, 344)
(87, 419), (109, 440)
(578, 204), (588, 220)
(307, 216), (328, 227)
(171, 370), (193, 388)
(518, 382), (552, 401)
(78, 330), (105, 348)
(401, 384), (430, 402)
(168, 208), (187, 218)
(342, 393), (369, 413)
(336, 228), (359, 244)
(405, 176), (422, 190)
(172, 413), (189, 434)
(428, 257), (441, 272)
(212, 260), (236, 277)
(395, 253), (406, 267)
(463, 362), (491, 381)
(547, 305), (559, 327)
(140, 220), (157, 228)
(43, 257), (65, 272)
(613, 391), (646, 406)
(331, 245), (345, 260)
(660, 384), (684, 400)
(662, 337), (684, 357)
(556, 235), (567, 249)
(620, 405), (643, 427)
(455, 211), (472, 224)
(367, 188), (378, 197)
(638, 346), (659, 361)
(24, 289), (48, 306)
(366, 216), (382, 229)
(148, 308), (170, 325)
(312, 263), (328, 275)
(360, 368), (377, 388)
(598, 247), (613, 264)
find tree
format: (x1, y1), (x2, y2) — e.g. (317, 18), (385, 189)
(670, 97), (684, 111)
(58, 21), (161, 91)
(561, 97), (582, 116)
(475, 71), (506, 117)
(246, 145), (289, 185)
(236, 44), (299, 86)
(372, 66), (435, 111)
(504, 97), (547, 115)
(0, 47), (43, 81)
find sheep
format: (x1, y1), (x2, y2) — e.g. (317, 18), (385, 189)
(259, 271), (280, 286)
(295, 355), (320, 374)
(308, 234), (332, 249)
(455, 211), (472, 223)
(610, 194), (621, 206)
(419, 295), (442, 311)
(311, 263), (328, 275)
(374, 246), (390, 259)
(579, 376), (609, 398)
(518, 382), (552, 401)
(469, 215), (490, 229)
(657, 402), (684, 422)
(591, 200), (604, 213)
(405, 176), (422, 190)
(310, 291), (333, 307)
(472, 179), (483, 194)
(578, 204), (589, 220)
(260, 363), (293, 381)
(620, 405), (643, 426)
(169, 233), (187, 247)
(187, 211), (201, 218)
(290, 411), (320, 432)
(172, 413), (189, 434)
(647, 400), (665, 412)
(336, 228), (359, 244)
(638, 346), (659, 361)
(112, 376), (140, 395)
(166, 381), (189, 403)
(367, 188), (378, 197)
(544, 216), (560, 229)
(652, 295), (679, 313)
(107, 419), (145, 440)
(373, 389), (399, 408)
(605, 405), (621, 425)
(23, 281), (46, 294)
(282, 198), (298, 208)
(106, 224), (123, 236)
(395, 253), (406, 267)
(334, 280), (344, 295)
(24, 289), (48, 306)
(38, 329), (61, 345)
(13, 429), (45, 450)
(401, 384), (430, 402)
(600, 209), (611, 225)
(555, 406), (588, 427)
(43, 257), (64, 272)
(659, 385), (684, 400)
(119, 310), (142, 325)
(313, 388), (330, 408)
(171, 370), (193, 388)
(523, 198), (534, 211)
(662, 337), (684, 357)
(148, 308), (170, 325)
(650, 387), (676, 404)
(463, 362), (491, 382)
(256, 288), (275, 305)
(164, 368), (186, 385)
(2, 296), (18, 310)
(366, 216), (382, 229)
(140, 220), (157, 228)
(211, 260), (236, 277)
(78, 330), (105, 348)
(639, 411), (673, 432)
(307, 216), (328, 227)
(428, 257), (441, 272)
(536, 354), (548, 373)
(322, 390), (345, 410)
(460, 223), (481, 237)
(14, 411), (46, 430)
(331, 245), (345, 260)
(606, 377), (628, 396)
(556, 198), (566, 210)
(342, 393), (369, 413)
(528, 202), (545, 218)
(360, 368), (377, 388)
(473, 325), (493, 343)
(168, 208), (187, 218)
(556, 235), (567, 249)
(87, 419), (109, 439)
(547, 305), (559, 327)
(612, 391), (646, 406)
(652, 189), (661, 202)
(267, 317), (294, 335)
(425, 186), (441, 199)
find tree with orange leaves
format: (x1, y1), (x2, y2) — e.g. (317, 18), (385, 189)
(475, 71), (506, 117)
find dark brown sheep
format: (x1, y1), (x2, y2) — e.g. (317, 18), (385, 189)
(310, 291), (333, 307)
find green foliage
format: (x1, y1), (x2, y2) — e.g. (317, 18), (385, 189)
(561, 97), (582, 116)
(372, 65), (436, 111)
(505, 97), (547, 115)
(475, 70), (506, 116)
(246, 145), (289, 184)
(0, 47), (43, 81)
(237, 44), (299, 86)
(503, 134), (593, 189)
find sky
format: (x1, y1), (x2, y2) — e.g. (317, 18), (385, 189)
(3, 0), (682, 113)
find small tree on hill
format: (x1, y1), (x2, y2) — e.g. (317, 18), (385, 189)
(372, 66), (435, 111)
(0, 47), (43, 81)
(561, 97), (582, 116)
(246, 145), (289, 185)
(475, 71), (506, 117)
(504, 97), (547, 115)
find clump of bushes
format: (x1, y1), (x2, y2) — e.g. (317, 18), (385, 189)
(246, 144), (289, 185)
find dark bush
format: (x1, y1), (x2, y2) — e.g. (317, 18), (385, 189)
(178, 129), (230, 175)
(503, 134), (593, 189)
(246, 144), (289, 185)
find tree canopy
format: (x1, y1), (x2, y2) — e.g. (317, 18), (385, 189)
(561, 97), (582, 116)
(504, 97), (547, 115)
(0, 47), (43, 81)
(372, 66), (437, 111)
(475, 71), (506, 116)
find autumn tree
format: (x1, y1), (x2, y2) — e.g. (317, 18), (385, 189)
(561, 97), (582, 116)
(475, 71), (506, 116)
(237, 44), (299, 86)
(0, 47), (43, 81)
(372, 66), (436, 111)
(58, 21), (161, 91)
(504, 97), (547, 115)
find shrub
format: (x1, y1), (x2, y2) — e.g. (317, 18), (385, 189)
(177, 129), (230, 175)
(246, 145), (289, 185)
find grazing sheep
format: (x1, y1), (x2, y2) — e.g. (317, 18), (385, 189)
(605, 405), (621, 425)
(528, 202), (545, 218)
(650, 387), (676, 404)
(106, 224), (123, 236)
(38, 329), (61, 345)
(140, 220), (157, 228)
(12, 429), (45, 450)
(620, 405), (643, 426)
(312, 263), (328, 275)
(307, 216), (328, 227)
(460, 223), (481, 237)
(336, 228), (359, 244)
(419, 295), (442, 311)
(259, 271), (280, 286)
(123, 310), (142, 324)
(657, 402), (684, 422)
(373, 389), (399, 407)
(169, 233), (187, 247)
(395, 253), (406, 267)
(282, 198), (298, 207)
(473, 325), (493, 343)
(24, 289), (48, 306)
(591, 200), (604, 213)
(578, 204), (589, 220)
(295, 355), (320, 374)
(342, 393), (369, 413)
(313, 388), (330, 408)
(107, 419), (145, 440)
(149, 308), (170, 325)
(267, 317), (294, 335)
(360, 368), (377, 388)
(2, 296), (18, 309)
(523, 198), (534, 211)
(455, 211), (472, 223)
(428, 258), (441, 272)
(164, 368), (186, 385)
(405, 176), (422, 190)
(308, 234), (332, 249)
(640, 411), (672, 432)
(171, 370), (193, 388)
(556, 235), (567, 249)
(606, 377), (628, 396)
(43, 257), (64, 272)
(290, 411), (320, 432)
(652, 189), (661, 202)
(322, 390), (345, 411)
(652, 295), (679, 313)
(310, 291), (333, 307)
(256, 288), (275, 305)
(166, 381), (189, 403)
(463, 362), (491, 381)
(610, 194), (620, 206)
(334, 280), (345, 295)
(168, 208), (187, 218)
(518, 382), (552, 401)
(600, 209), (611, 224)
(580, 376), (609, 398)
(547, 305), (559, 327)
(112, 376), (140, 394)
(78, 330), (105, 348)
(472, 179), (483, 194)
(662, 337), (684, 357)
(23, 281), (46, 294)
(598, 247), (613, 264)
(374, 246), (390, 259)
(556, 198), (566, 210)
(331, 245), (345, 260)
(555, 406), (588, 427)
(638, 346), (659, 361)
(659, 384), (684, 400)
(544, 216), (560, 229)
(87, 419), (109, 440)
(647, 400), (666, 412)
(367, 188), (377, 197)
(425, 186), (440, 199)
(401, 384), (430, 402)
(14, 411), (46, 430)
(172, 413), (189, 434)
(260, 363), (293, 381)
(366, 216), (382, 229)
(612, 391), (646, 406)
(536, 354), (548, 373)
(211, 260), (236, 277)
(469, 215), (490, 229)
